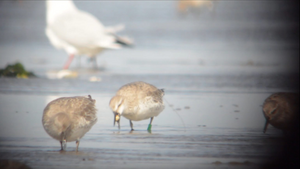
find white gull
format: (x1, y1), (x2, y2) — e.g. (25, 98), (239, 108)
(46, 0), (133, 69)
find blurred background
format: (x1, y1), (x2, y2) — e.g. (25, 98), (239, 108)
(0, 0), (298, 82)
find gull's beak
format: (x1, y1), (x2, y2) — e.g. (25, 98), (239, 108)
(114, 112), (120, 129)
(263, 119), (269, 133)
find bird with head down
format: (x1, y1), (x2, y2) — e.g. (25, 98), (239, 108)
(109, 81), (165, 132)
(262, 92), (299, 134)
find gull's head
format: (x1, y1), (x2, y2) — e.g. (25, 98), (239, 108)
(46, 0), (77, 24)
(109, 95), (125, 129)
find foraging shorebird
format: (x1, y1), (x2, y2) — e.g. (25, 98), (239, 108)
(109, 81), (165, 131)
(262, 92), (299, 133)
(42, 95), (97, 151)
(46, 0), (133, 69)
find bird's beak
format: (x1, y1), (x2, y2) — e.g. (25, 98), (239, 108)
(114, 112), (120, 129)
(263, 119), (269, 133)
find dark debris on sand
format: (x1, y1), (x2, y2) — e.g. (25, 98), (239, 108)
(0, 62), (35, 78)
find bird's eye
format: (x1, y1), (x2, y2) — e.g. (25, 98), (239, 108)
(270, 110), (276, 115)
(117, 103), (122, 108)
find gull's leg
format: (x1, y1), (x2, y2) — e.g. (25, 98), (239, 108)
(76, 56), (81, 68)
(130, 120), (134, 131)
(147, 117), (154, 131)
(76, 140), (80, 152)
(88, 56), (98, 69)
(94, 57), (98, 69)
(63, 54), (75, 69)
(90, 56), (98, 69)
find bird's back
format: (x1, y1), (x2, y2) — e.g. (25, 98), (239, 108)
(49, 10), (114, 49)
(263, 92), (299, 130)
(42, 96), (97, 141)
(116, 82), (164, 120)
(43, 96), (97, 122)
(264, 93), (298, 115)
(117, 81), (164, 103)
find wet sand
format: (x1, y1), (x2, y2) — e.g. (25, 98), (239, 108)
(0, 92), (287, 169)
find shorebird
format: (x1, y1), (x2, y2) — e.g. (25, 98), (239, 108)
(177, 0), (217, 15)
(42, 95), (97, 151)
(109, 81), (165, 132)
(262, 92), (299, 133)
(45, 0), (133, 69)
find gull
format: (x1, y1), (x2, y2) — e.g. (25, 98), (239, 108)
(109, 81), (165, 132)
(42, 95), (97, 151)
(262, 92), (299, 134)
(45, 0), (133, 69)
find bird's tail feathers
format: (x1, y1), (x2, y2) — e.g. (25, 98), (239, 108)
(115, 36), (134, 47)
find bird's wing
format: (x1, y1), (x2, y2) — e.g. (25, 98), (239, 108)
(49, 10), (121, 49)
(117, 82), (163, 103)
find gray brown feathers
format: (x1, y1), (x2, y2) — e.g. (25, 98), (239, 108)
(263, 92), (299, 132)
(110, 81), (165, 122)
(42, 96), (97, 142)
(116, 81), (164, 104)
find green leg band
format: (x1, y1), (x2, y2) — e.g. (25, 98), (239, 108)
(147, 124), (152, 131)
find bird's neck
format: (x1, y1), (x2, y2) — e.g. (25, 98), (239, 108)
(46, 0), (78, 24)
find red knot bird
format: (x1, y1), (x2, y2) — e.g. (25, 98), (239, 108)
(109, 81), (165, 132)
(42, 95), (97, 151)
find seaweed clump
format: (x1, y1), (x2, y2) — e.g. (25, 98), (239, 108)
(0, 62), (35, 78)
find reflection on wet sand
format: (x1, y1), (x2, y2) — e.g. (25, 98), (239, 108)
(0, 126), (285, 169)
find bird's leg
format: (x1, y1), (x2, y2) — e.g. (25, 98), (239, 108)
(76, 140), (80, 152)
(90, 57), (98, 69)
(63, 54), (75, 69)
(147, 117), (154, 131)
(62, 139), (67, 150)
(263, 120), (269, 133)
(60, 132), (67, 151)
(130, 120), (134, 131)
(60, 141), (64, 151)
(76, 56), (81, 68)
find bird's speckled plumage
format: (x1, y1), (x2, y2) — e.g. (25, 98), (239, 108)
(109, 81), (164, 130)
(42, 95), (97, 150)
(262, 92), (299, 133)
